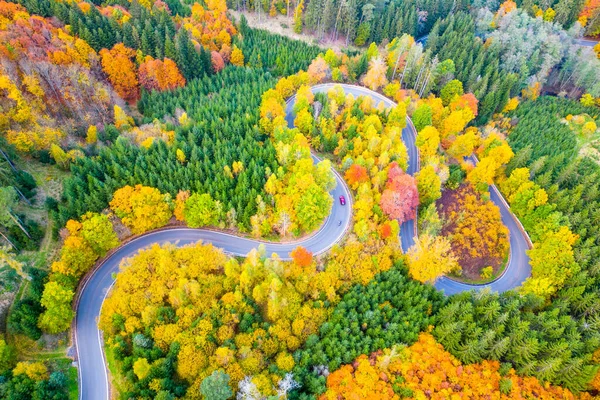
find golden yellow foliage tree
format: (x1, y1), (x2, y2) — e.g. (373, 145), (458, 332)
(406, 234), (459, 283)
(230, 45), (244, 66)
(109, 185), (173, 234)
(362, 56), (388, 91)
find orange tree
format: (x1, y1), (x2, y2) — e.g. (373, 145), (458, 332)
(320, 333), (577, 399)
(437, 184), (508, 279)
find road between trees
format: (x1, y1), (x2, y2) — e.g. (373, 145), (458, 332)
(74, 83), (531, 400)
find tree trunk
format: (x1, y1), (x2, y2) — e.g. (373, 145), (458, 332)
(0, 231), (18, 251)
(392, 50), (402, 81)
(9, 212), (30, 239)
(419, 70), (432, 97)
(333, 0), (344, 42)
(0, 148), (17, 173)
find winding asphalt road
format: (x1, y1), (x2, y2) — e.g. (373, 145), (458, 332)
(75, 84), (531, 400)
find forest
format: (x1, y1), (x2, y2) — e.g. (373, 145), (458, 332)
(229, 0), (599, 46)
(1, 0), (600, 398)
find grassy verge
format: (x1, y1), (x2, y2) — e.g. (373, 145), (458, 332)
(68, 365), (78, 400)
(105, 343), (132, 396)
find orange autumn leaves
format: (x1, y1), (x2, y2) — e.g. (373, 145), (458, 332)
(321, 333), (576, 400)
(100, 44), (185, 101)
(438, 185), (509, 278)
(183, 0), (236, 52)
(323, 356), (397, 400)
(379, 163), (419, 225)
(138, 56), (186, 92)
(100, 43), (139, 101)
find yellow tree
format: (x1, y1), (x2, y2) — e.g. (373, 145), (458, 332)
(362, 56), (388, 91)
(523, 226), (579, 298)
(447, 128), (479, 161)
(38, 282), (75, 334)
(230, 45), (244, 66)
(407, 234), (459, 283)
(415, 126), (440, 160)
(442, 108), (474, 138)
(110, 185), (173, 234)
(467, 157), (497, 191)
(415, 165), (441, 206)
(293, 0), (304, 33)
(86, 125), (97, 144)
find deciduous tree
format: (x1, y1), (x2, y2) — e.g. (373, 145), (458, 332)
(184, 193), (223, 228)
(100, 43), (139, 101)
(380, 172), (418, 224)
(110, 185), (173, 234)
(38, 282), (74, 334)
(415, 165), (441, 206)
(362, 56), (388, 91)
(407, 234), (459, 283)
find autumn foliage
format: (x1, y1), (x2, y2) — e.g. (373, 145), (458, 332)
(0, 1), (118, 152)
(109, 185), (173, 234)
(438, 185), (508, 279)
(500, 168), (580, 298)
(256, 82), (335, 237)
(182, 0), (237, 52)
(100, 43), (139, 101)
(344, 164), (369, 189)
(138, 56), (185, 92)
(407, 234), (459, 283)
(380, 164), (419, 224)
(321, 333), (576, 399)
(39, 212), (118, 334)
(290, 246), (313, 267)
(100, 235), (400, 397)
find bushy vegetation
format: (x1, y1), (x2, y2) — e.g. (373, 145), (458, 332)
(0, 358), (73, 399)
(7, 267), (47, 340)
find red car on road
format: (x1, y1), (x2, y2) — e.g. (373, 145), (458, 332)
(339, 195), (346, 205)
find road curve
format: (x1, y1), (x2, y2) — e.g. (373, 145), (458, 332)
(75, 98), (354, 400)
(284, 83), (419, 251)
(289, 85), (531, 296)
(75, 84), (531, 400)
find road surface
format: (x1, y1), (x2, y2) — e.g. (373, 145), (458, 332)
(576, 38), (598, 47)
(75, 84), (531, 400)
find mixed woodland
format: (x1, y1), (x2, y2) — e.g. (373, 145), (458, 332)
(1, 0), (600, 398)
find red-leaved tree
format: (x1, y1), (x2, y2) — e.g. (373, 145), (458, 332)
(380, 170), (419, 224)
(211, 51), (225, 72)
